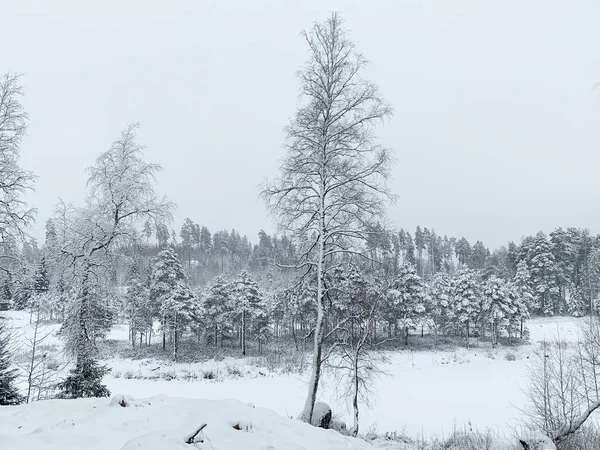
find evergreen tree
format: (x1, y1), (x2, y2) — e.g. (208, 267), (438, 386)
(426, 271), (454, 334)
(203, 275), (234, 346)
(58, 264), (113, 399)
(471, 241), (488, 270)
(404, 232), (416, 266)
(385, 262), (426, 344)
(56, 357), (110, 399)
(455, 237), (472, 267)
(525, 232), (561, 315)
(415, 226), (425, 276)
(481, 276), (512, 346)
(232, 270), (265, 356)
(452, 268), (481, 343)
(150, 247), (196, 360)
(180, 218), (196, 267)
(0, 318), (23, 405)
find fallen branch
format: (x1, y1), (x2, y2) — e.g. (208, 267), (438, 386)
(184, 423), (207, 444)
(552, 399), (600, 444)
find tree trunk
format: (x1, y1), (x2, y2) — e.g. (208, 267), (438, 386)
(520, 319), (524, 339)
(292, 320), (298, 352)
(26, 312), (40, 403)
(351, 353), (360, 437)
(242, 310), (246, 356)
(299, 199), (326, 423)
(173, 315), (178, 361)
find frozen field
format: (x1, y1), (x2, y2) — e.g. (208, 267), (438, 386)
(2, 311), (587, 441)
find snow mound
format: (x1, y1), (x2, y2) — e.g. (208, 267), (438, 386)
(109, 393), (152, 408)
(0, 395), (375, 450)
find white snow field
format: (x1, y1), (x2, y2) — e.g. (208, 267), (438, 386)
(0, 311), (586, 448)
(0, 394), (376, 450)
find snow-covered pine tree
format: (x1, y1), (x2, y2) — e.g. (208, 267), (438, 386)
(56, 357), (110, 399)
(481, 276), (513, 346)
(58, 263), (113, 399)
(203, 275), (234, 346)
(150, 247), (196, 360)
(452, 268), (482, 344)
(426, 271), (454, 335)
(232, 270), (265, 356)
(385, 262), (426, 344)
(0, 317), (23, 405)
(505, 281), (530, 340)
(519, 232), (561, 315)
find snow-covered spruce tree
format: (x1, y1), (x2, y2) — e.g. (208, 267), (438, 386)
(150, 247), (196, 360)
(0, 317), (23, 405)
(452, 268), (482, 344)
(426, 271), (454, 336)
(505, 281), (530, 340)
(232, 270), (265, 356)
(56, 124), (173, 398)
(0, 73), (36, 270)
(262, 12), (394, 423)
(57, 264), (114, 399)
(518, 232), (561, 315)
(481, 276), (514, 346)
(385, 262), (426, 345)
(203, 275), (234, 346)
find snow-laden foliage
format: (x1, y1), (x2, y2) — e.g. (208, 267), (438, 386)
(0, 316), (23, 405)
(452, 268), (481, 341)
(232, 270), (268, 355)
(56, 356), (111, 399)
(150, 247), (197, 360)
(202, 275), (234, 346)
(426, 271), (454, 334)
(385, 262), (426, 343)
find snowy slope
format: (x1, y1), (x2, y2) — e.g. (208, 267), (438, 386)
(0, 394), (375, 450)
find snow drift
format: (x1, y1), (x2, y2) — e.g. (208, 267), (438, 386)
(0, 394), (374, 450)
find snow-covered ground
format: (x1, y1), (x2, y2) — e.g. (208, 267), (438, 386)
(0, 394), (377, 450)
(1, 311), (588, 445)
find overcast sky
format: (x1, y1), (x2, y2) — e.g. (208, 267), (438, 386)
(2, 0), (600, 250)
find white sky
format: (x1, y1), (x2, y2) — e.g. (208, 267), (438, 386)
(2, 0), (600, 249)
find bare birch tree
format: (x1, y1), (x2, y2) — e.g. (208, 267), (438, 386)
(0, 73), (36, 278)
(262, 12), (394, 423)
(523, 320), (600, 447)
(17, 303), (61, 402)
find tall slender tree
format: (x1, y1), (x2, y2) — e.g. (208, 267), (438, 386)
(262, 13), (394, 423)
